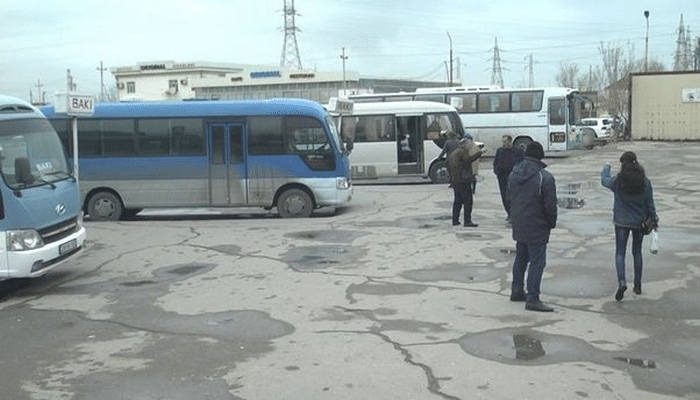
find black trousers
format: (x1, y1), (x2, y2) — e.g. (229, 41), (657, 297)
(497, 174), (509, 215)
(451, 181), (474, 224)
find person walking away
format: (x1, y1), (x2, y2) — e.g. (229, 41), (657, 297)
(493, 134), (524, 222)
(447, 138), (483, 227)
(507, 141), (557, 312)
(601, 151), (658, 301)
(463, 134), (481, 194)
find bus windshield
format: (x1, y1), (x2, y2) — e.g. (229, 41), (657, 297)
(0, 118), (70, 189)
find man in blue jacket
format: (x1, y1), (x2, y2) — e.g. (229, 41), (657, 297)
(506, 141), (558, 312)
(493, 134), (524, 222)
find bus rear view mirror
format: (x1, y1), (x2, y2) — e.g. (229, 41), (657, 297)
(15, 157), (34, 185)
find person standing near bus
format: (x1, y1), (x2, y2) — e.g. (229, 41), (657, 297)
(493, 134), (524, 222)
(507, 141), (557, 312)
(601, 151), (658, 301)
(438, 130), (460, 159)
(447, 138), (483, 227)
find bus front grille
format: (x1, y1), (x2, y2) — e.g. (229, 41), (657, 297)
(39, 217), (79, 244)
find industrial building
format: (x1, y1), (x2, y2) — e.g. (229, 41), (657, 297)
(110, 60), (449, 103)
(630, 71), (700, 140)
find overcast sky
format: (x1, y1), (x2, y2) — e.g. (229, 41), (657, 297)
(1, 0), (696, 102)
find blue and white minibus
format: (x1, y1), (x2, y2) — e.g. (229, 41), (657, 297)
(0, 95), (86, 279)
(41, 99), (352, 220)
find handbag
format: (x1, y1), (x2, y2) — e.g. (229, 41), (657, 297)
(641, 215), (658, 235)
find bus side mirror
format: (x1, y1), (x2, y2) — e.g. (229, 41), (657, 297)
(15, 157), (34, 185)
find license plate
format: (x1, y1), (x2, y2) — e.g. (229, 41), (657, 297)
(59, 239), (77, 255)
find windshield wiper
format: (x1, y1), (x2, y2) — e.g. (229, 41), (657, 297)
(34, 178), (56, 189)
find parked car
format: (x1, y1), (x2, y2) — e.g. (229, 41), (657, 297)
(581, 117), (613, 138)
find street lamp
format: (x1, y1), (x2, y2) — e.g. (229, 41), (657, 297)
(644, 10), (650, 72)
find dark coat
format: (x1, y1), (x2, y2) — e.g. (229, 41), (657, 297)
(447, 142), (482, 184)
(493, 146), (524, 178)
(506, 157), (558, 243)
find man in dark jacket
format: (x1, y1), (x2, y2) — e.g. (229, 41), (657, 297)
(493, 134), (524, 221)
(506, 141), (557, 312)
(447, 138), (483, 227)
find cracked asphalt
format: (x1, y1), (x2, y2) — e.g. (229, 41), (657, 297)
(1, 141), (699, 400)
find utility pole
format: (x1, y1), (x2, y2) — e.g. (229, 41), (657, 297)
(35, 79), (44, 104)
(447, 31), (453, 86)
(340, 47), (348, 96)
(67, 69), (76, 92)
(97, 61), (108, 101)
(525, 54), (534, 88)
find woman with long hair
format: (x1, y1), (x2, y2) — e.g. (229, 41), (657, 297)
(601, 151), (658, 301)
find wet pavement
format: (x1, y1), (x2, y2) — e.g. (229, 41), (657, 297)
(1, 141), (699, 399)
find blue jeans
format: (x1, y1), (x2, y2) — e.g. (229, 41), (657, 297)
(511, 241), (547, 301)
(615, 225), (643, 288)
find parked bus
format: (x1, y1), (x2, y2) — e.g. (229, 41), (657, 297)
(349, 86), (593, 155)
(0, 95), (86, 279)
(41, 99), (352, 220)
(329, 101), (465, 183)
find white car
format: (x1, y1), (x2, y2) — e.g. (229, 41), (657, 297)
(581, 117), (613, 138)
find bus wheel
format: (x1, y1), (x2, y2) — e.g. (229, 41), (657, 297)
(277, 189), (313, 218)
(87, 191), (123, 221)
(513, 137), (533, 152)
(429, 160), (450, 184)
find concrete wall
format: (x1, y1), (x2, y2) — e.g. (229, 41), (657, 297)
(630, 72), (700, 140)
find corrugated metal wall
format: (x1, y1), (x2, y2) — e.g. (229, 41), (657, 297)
(631, 72), (700, 140)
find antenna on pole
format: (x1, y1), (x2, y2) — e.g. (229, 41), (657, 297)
(280, 0), (303, 69)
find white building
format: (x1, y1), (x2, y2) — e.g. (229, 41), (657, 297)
(111, 60), (449, 103)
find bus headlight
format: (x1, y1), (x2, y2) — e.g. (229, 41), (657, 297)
(336, 177), (350, 190)
(7, 230), (45, 251)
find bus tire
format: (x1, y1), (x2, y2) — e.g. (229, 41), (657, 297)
(429, 160), (450, 184)
(277, 188), (313, 218)
(513, 137), (533, 152)
(87, 191), (123, 221)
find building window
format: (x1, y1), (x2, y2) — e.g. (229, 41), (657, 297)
(126, 82), (136, 94)
(168, 80), (178, 93)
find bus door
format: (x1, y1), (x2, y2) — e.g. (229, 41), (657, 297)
(396, 115), (423, 174)
(547, 97), (568, 151)
(208, 122), (247, 205)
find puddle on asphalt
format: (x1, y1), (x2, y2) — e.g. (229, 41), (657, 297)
(614, 357), (657, 369)
(452, 328), (700, 395)
(557, 181), (599, 209)
(120, 280), (157, 287)
(513, 334), (546, 360)
(558, 196), (586, 209)
(167, 264), (209, 276)
(282, 245), (366, 271)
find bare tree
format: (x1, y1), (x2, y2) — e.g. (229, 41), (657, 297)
(556, 63), (579, 88)
(598, 42), (637, 139)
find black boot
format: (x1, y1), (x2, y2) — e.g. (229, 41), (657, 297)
(615, 284), (627, 301)
(525, 296), (553, 312)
